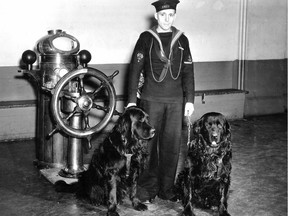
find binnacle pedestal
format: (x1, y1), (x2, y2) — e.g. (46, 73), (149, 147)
(19, 29), (119, 182)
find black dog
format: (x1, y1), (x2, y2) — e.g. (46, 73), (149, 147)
(56, 106), (155, 216)
(175, 112), (232, 216)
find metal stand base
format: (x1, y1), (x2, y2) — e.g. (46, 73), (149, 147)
(39, 164), (88, 185)
(58, 166), (87, 179)
(40, 168), (78, 185)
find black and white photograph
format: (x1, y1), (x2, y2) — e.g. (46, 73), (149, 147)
(0, 0), (286, 215)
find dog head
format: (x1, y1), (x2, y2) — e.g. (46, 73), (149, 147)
(117, 106), (155, 144)
(193, 112), (230, 148)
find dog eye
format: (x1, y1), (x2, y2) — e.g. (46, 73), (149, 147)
(217, 121), (223, 128)
(205, 122), (212, 128)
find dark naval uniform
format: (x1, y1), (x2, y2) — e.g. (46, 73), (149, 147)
(128, 26), (195, 201)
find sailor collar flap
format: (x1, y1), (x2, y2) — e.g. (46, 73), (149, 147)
(146, 26), (183, 59)
(146, 26), (184, 82)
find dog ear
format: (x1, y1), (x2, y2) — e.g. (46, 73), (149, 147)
(223, 119), (231, 139)
(129, 115), (138, 139)
(193, 117), (203, 135)
(117, 113), (132, 143)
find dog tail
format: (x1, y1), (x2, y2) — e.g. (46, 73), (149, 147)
(54, 180), (78, 193)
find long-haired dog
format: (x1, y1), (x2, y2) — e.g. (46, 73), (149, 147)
(56, 106), (155, 216)
(175, 112), (232, 216)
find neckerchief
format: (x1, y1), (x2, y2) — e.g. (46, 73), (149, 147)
(146, 26), (183, 81)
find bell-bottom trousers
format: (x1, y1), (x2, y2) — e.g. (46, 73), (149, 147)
(136, 99), (183, 200)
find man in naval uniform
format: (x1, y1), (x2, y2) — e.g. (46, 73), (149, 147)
(127, 0), (195, 202)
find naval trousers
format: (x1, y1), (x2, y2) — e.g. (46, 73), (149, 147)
(136, 99), (183, 201)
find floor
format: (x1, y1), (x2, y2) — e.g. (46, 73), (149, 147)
(0, 113), (286, 216)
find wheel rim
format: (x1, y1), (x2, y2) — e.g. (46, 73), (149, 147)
(51, 67), (116, 138)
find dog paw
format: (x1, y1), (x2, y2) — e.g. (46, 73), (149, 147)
(219, 211), (230, 216)
(219, 205), (230, 216)
(182, 211), (196, 216)
(106, 211), (120, 216)
(182, 204), (196, 216)
(133, 202), (148, 211)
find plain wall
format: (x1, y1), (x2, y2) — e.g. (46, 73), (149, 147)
(1, 0), (244, 66)
(0, 0), (286, 121)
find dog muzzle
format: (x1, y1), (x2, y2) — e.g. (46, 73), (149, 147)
(211, 133), (219, 147)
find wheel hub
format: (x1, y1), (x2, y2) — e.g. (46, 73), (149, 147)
(78, 95), (93, 111)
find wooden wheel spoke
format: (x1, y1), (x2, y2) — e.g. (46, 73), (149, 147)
(83, 113), (91, 129)
(91, 83), (104, 98)
(92, 103), (109, 113)
(64, 106), (80, 121)
(78, 76), (87, 95)
(63, 94), (78, 103)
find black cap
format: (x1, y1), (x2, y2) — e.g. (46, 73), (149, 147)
(152, 0), (180, 12)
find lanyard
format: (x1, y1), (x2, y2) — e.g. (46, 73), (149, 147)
(147, 28), (183, 82)
(187, 115), (192, 146)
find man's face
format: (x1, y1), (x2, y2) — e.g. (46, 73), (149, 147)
(154, 9), (176, 32)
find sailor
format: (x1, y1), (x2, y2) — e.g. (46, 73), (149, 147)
(127, 0), (195, 202)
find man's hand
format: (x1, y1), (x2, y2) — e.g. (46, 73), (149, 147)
(126, 103), (137, 108)
(184, 102), (194, 116)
